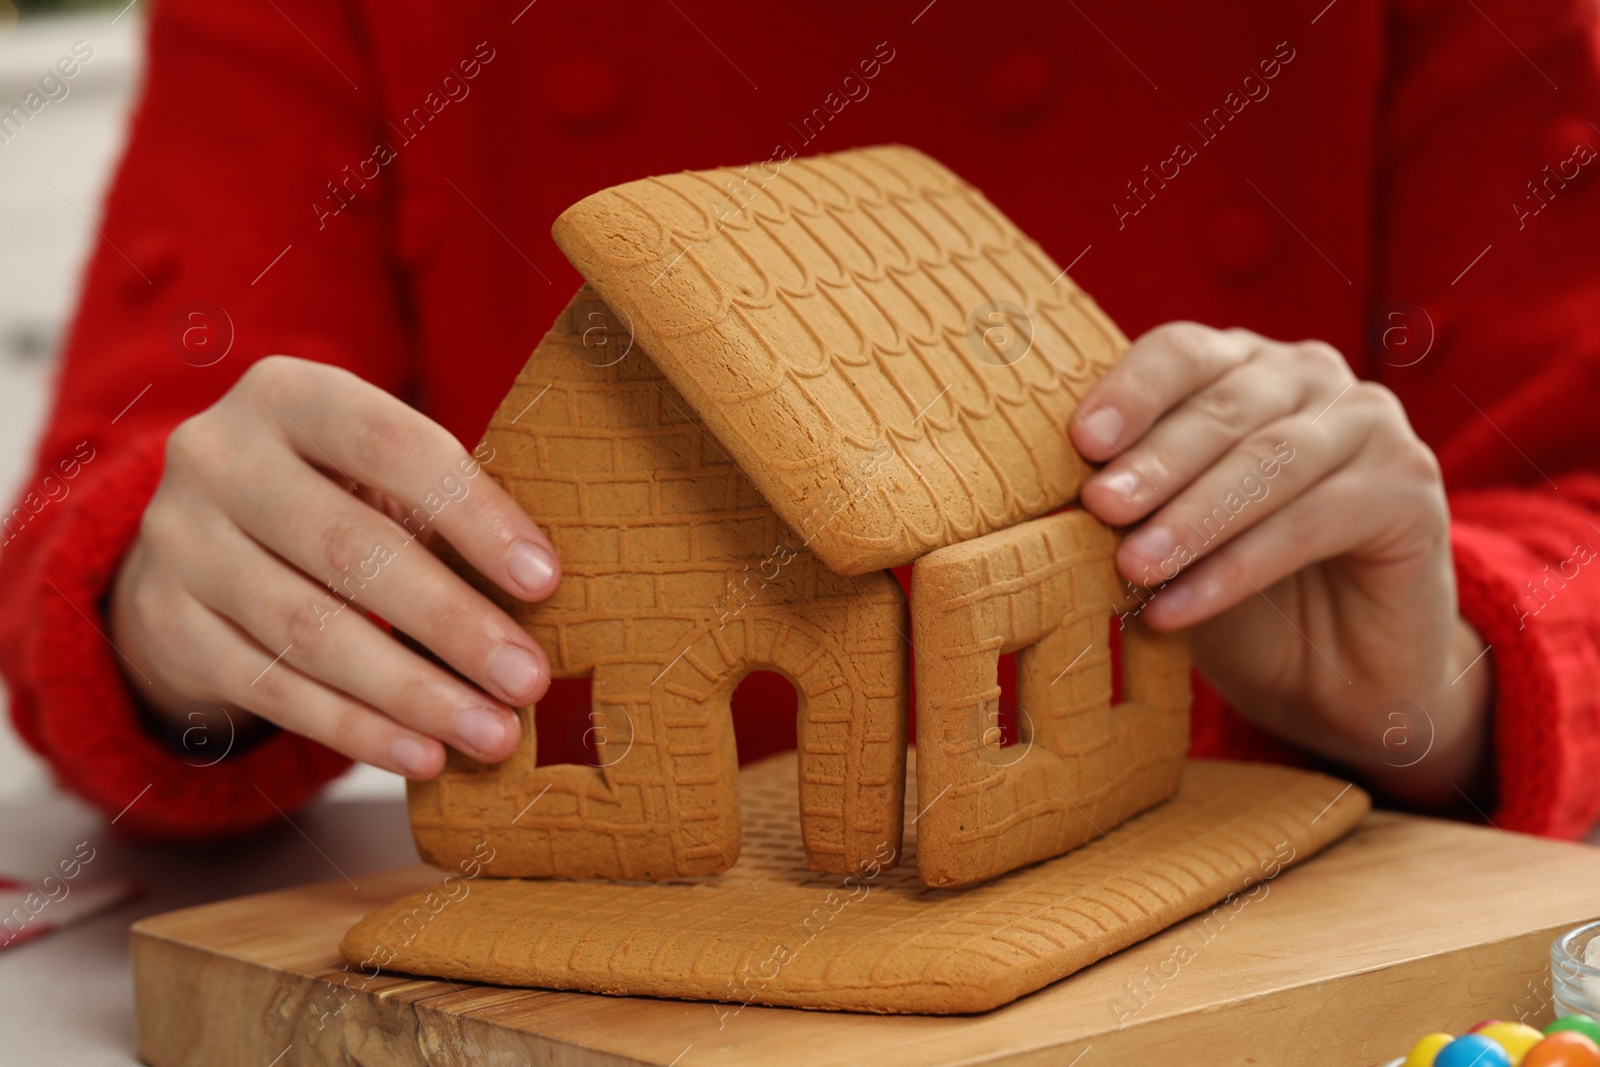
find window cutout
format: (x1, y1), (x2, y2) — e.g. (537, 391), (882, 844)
(1109, 615), (1124, 705)
(534, 676), (596, 766)
(729, 669), (798, 765)
(993, 651), (1023, 747)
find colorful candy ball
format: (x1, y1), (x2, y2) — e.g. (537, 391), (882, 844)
(1478, 1021), (1551, 1064)
(1404, 1033), (1456, 1067)
(1436, 1035), (1512, 1067)
(1523, 1031), (1600, 1067)
(1547, 1018), (1600, 1048)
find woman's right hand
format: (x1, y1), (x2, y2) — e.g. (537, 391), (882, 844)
(109, 355), (562, 779)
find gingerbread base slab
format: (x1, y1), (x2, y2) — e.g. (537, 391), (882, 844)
(132, 765), (1600, 1067)
(344, 755), (1363, 1013)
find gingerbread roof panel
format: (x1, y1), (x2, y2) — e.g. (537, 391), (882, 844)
(553, 144), (1126, 575)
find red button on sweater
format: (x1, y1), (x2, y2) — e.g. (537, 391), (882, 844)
(2, 0), (1597, 840)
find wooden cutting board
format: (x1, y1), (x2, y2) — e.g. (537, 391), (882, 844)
(132, 790), (1600, 1067)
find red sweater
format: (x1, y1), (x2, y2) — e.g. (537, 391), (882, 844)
(3, 0), (1598, 840)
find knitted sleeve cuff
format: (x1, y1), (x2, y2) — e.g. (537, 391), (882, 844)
(13, 430), (352, 839)
(1451, 519), (1600, 839)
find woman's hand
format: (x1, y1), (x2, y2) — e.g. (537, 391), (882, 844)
(1070, 323), (1491, 806)
(109, 355), (561, 780)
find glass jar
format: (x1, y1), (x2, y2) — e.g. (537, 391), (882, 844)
(1551, 919), (1600, 1019)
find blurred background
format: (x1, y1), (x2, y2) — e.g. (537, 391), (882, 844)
(1, 23), (399, 1060)
(0, 0), (401, 803)
(0, 0), (139, 800)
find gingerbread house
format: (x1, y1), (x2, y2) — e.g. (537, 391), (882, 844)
(406, 144), (1191, 891)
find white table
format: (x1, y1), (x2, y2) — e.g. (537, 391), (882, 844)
(0, 790), (419, 1065)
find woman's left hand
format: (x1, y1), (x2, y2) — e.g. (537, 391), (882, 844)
(1070, 322), (1491, 805)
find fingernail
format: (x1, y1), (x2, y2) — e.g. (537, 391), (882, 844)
(1080, 406), (1125, 448)
(1155, 580), (1194, 617)
(455, 706), (508, 758)
(390, 736), (437, 778)
(1123, 523), (1175, 565)
(507, 540), (559, 597)
(1098, 469), (1140, 502)
(489, 645), (545, 703)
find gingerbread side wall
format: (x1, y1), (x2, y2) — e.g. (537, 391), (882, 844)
(911, 511), (1191, 888)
